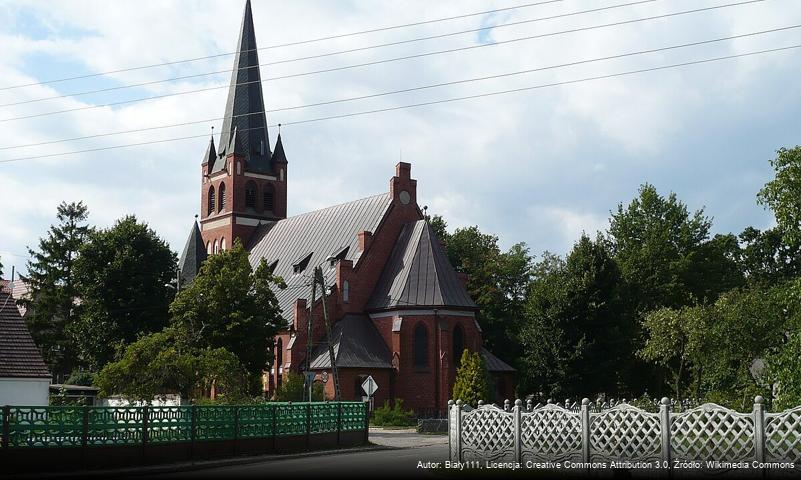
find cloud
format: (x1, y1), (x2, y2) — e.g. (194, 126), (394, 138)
(0, 0), (799, 275)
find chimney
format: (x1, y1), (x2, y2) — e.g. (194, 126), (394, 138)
(358, 230), (373, 252)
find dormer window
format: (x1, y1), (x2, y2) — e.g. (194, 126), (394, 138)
(292, 252), (313, 274)
(328, 246), (349, 266)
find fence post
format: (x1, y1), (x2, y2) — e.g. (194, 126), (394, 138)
(514, 399), (522, 463)
(142, 405), (149, 464)
(2, 406), (9, 450)
(455, 400), (463, 462)
(581, 398), (591, 464)
(753, 396), (766, 476)
(336, 402), (342, 447)
(271, 404), (278, 452)
(363, 401), (369, 445)
(82, 405), (89, 468)
(234, 406), (240, 455)
(659, 397), (671, 475)
(190, 404), (197, 460)
(306, 403), (312, 449)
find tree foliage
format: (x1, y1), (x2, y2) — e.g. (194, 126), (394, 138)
(71, 215), (176, 369)
(520, 235), (627, 398)
(21, 201), (91, 377)
(95, 327), (248, 402)
(758, 146), (801, 247)
(170, 239), (285, 378)
(272, 371), (323, 402)
(452, 350), (492, 407)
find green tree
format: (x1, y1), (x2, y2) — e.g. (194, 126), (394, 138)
(272, 371), (323, 401)
(738, 226), (801, 285)
(452, 350), (492, 407)
(445, 225), (532, 363)
(767, 331), (801, 410)
(21, 201), (91, 377)
(71, 215), (176, 369)
(170, 239), (285, 381)
(758, 146), (801, 247)
(520, 235), (627, 398)
(95, 327), (248, 402)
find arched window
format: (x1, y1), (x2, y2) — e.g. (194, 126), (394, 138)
(453, 324), (465, 368)
(263, 184), (275, 212)
(245, 181), (257, 209)
(220, 237), (226, 251)
(214, 240), (219, 254)
(207, 241), (212, 254)
(208, 186), (216, 215)
(343, 280), (350, 303)
(413, 323), (428, 368)
(218, 183), (226, 212)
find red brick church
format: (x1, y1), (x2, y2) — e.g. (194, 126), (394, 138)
(177, 0), (515, 413)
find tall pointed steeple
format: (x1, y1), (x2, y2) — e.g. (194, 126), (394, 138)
(217, 0), (271, 173)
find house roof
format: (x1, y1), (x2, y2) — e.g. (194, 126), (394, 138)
(367, 220), (477, 311)
(177, 221), (208, 287)
(0, 289), (51, 379)
(308, 314), (392, 369)
(248, 193), (393, 323)
(214, 0), (272, 174)
(482, 348), (516, 372)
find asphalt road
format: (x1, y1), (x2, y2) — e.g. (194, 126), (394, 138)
(147, 444), (448, 479)
(144, 430), (450, 479)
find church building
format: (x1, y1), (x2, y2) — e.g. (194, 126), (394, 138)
(178, 0), (515, 413)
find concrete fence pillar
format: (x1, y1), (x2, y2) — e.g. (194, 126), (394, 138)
(753, 395), (766, 475)
(659, 397), (672, 474)
(580, 398), (591, 464)
(455, 399), (463, 462)
(514, 399), (522, 463)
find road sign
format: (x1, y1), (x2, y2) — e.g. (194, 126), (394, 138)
(361, 375), (378, 397)
(305, 371), (316, 386)
(321, 371), (329, 384)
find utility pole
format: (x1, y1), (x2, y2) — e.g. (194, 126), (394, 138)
(305, 276), (317, 402)
(316, 266), (341, 401)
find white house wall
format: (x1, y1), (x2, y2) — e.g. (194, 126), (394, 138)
(0, 377), (50, 406)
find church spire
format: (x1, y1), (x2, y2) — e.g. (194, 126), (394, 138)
(217, 0), (271, 173)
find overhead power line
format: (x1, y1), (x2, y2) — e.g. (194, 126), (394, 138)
(1, 43), (798, 165)
(1, 24), (796, 152)
(0, 0), (766, 123)
(0, 0), (563, 91)
(1, 0), (657, 108)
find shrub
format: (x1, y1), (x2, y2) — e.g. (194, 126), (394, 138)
(371, 399), (415, 427)
(273, 372), (324, 402)
(452, 350), (492, 407)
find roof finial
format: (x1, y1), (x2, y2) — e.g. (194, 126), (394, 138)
(278, 123), (282, 135)
(423, 205), (429, 221)
(194, 214), (199, 223)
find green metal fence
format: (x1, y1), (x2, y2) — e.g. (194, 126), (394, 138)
(0, 402), (367, 449)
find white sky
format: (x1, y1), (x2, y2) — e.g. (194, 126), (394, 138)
(1, 0), (800, 274)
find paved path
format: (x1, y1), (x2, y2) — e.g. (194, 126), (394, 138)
(369, 427), (449, 448)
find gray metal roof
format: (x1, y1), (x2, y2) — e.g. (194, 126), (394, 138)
(0, 289), (51, 379)
(309, 314), (392, 369)
(177, 221), (207, 287)
(482, 348), (516, 372)
(367, 220), (477, 311)
(248, 193), (393, 323)
(214, 0), (272, 174)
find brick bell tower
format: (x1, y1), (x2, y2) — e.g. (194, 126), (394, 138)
(199, 0), (287, 255)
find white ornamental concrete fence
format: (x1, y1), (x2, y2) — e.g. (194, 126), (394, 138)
(448, 397), (801, 473)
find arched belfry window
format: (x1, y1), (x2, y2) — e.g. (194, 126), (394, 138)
(264, 184), (275, 212)
(453, 324), (465, 368)
(220, 237), (226, 251)
(218, 183), (226, 212)
(208, 186), (216, 215)
(413, 323), (428, 368)
(245, 181), (257, 209)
